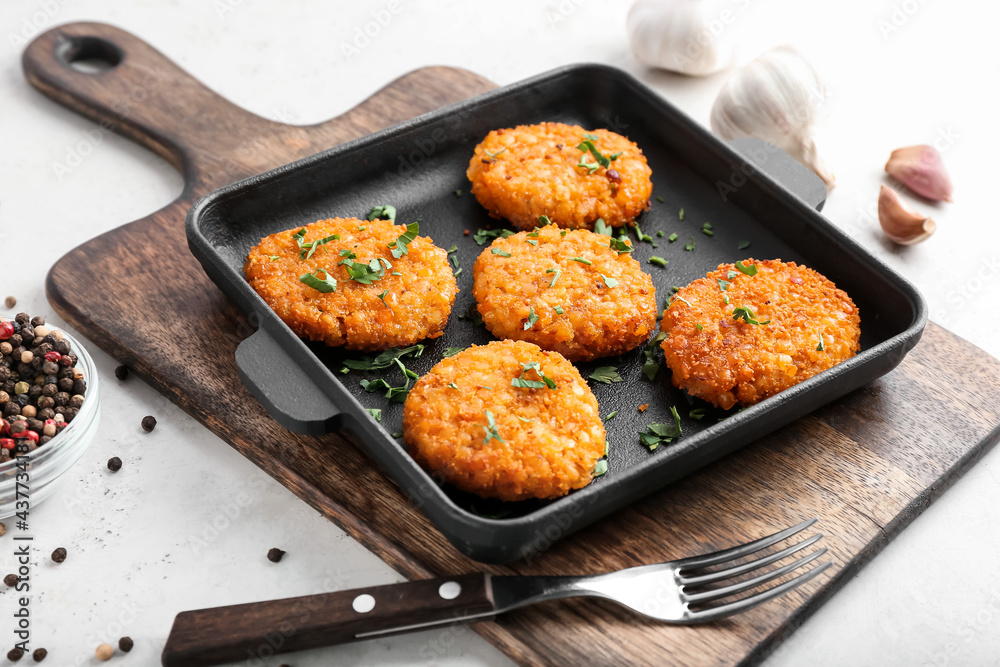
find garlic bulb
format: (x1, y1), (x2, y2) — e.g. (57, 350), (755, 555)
(885, 145), (953, 202)
(710, 46), (836, 189)
(627, 0), (738, 77)
(878, 185), (936, 245)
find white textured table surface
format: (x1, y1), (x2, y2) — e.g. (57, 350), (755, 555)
(2, 1), (999, 665)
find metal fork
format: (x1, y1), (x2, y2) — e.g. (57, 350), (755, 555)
(162, 519), (831, 667)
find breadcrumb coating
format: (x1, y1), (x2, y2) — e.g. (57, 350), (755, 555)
(467, 122), (653, 230)
(660, 259), (860, 409)
(403, 340), (606, 501)
(473, 226), (658, 361)
(245, 217), (458, 351)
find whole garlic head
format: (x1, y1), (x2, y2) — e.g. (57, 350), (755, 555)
(710, 46), (836, 189)
(627, 0), (738, 77)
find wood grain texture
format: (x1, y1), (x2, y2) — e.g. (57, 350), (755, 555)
(25, 22), (1000, 667)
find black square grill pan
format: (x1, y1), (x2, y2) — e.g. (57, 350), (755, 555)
(187, 64), (927, 563)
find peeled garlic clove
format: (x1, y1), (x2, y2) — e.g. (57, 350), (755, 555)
(627, 0), (737, 77)
(710, 46), (835, 189)
(885, 145), (953, 202)
(878, 185), (936, 245)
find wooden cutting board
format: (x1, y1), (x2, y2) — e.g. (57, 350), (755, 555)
(25, 22), (1000, 666)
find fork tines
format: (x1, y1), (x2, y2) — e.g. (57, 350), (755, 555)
(676, 518), (832, 621)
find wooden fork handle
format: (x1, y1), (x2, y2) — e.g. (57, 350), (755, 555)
(161, 573), (494, 666)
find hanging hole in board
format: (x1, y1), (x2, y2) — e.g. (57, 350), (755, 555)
(57, 35), (124, 73)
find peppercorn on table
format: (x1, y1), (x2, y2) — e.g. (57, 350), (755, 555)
(4, 1), (1000, 666)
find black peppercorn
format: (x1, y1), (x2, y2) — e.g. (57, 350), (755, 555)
(118, 637), (133, 653)
(50, 547), (66, 563)
(107, 457), (122, 472)
(56, 378), (73, 393)
(41, 362), (58, 376)
(7, 647), (23, 661)
(3, 403), (19, 417)
(26, 419), (42, 433)
(27, 385), (41, 400)
(69, 395), (84, 409)
(0, 367), (8, 383)
(41, 384), (56, 397)
(29, 316), (44, 327)
(38, 435), (51, 446)
(31, 647), (46, 662)
(267, 547), (286, 563)
(63, 407), (78, 423)
(63, 353), (77, 367)
(37, 408), (54, 420)
(72, 379), (86, 395)
(10, 421), (25, 436)
(54, 339), (70, 355)
(115, 365), (129, 381)
(14, 394), (29, 408)
(3, 574), (17, 586)
(37, 396), (54, 410)
(53, 392), (68, 406)
(141, 415), (156, 432)
(56, 367), (73, 380)
(19, 326), (33, 341)
(8, 334), (21, 347)
(35, 342), (52, 356)
(14, 313), (28, 325)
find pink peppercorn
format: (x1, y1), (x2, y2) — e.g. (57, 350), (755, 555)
(0, 321), (12, 340)
(0, 439), (14, 450)
(44, 351), (61, 362)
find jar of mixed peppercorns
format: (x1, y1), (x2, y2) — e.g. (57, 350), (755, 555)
(0, 312), (101, 517)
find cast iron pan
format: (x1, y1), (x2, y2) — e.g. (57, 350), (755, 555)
(187, 64), (927, 563)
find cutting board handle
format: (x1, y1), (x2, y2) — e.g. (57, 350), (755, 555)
(21, 21), (274, 179)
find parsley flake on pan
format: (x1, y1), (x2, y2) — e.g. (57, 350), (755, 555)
(668, 232), (678, 243)
(589, 366), (623, 384)
(738, 240), (751, 250)
(443, 347), (466, 358)
(702, 222), (714, 237)
(640, 407), (683, 451)
(511, 361), (557, 390)
(366, 408), (382, 422)
(735, 260), (758, 276)
(604, 410), (618, 421)
(642, 331), (669, 381)
(367, 205), (397, 223)
(648, 256), (667, 268)
(473, 228), (516, 246)
(592, 460), (609, 477)
(298, 269), (337, 293)
(491, 248), (512, 257)
(684, 236), (696, 251)
(343, 345), (424, 371)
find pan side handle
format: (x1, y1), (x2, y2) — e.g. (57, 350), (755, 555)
(235, 326), (342, 435)
(727, 138), (828, 211)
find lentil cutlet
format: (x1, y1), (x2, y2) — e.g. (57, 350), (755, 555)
(473, 226), (657, 361)
(403, 340), (606, 501)
(467, 122), (653, 231)
(245, 217), (458, 351)
(660, 259), (860, 409)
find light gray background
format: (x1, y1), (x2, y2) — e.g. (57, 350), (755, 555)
(1, 1), (998, 665)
